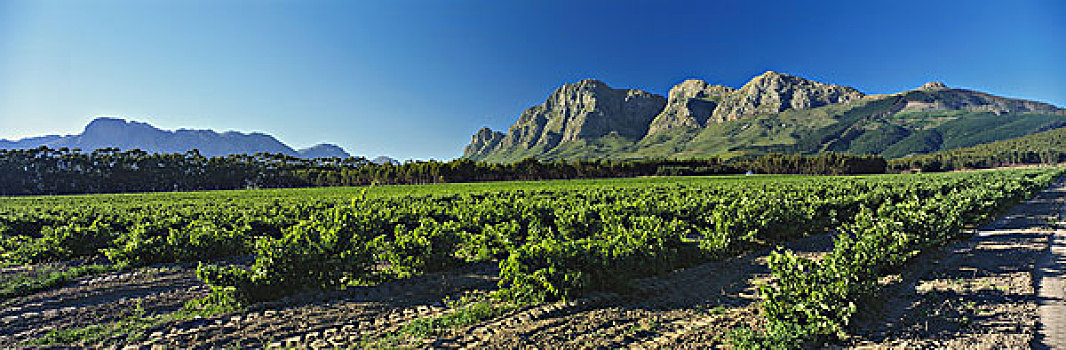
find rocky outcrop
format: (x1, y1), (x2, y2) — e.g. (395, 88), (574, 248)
(920, 81), (948, 90)
(648, 72), (864, 134)
(463, 128), (506, 158)
(647, 80), (735, 134)
(709, 71), (865, 122)
(903, 85), (1062, 115)
(469, 79), (666, 158)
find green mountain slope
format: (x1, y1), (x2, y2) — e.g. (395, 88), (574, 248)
(889, 127), (1066, 171)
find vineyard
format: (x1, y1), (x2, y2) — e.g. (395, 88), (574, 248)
(1, 168), (1062, 348)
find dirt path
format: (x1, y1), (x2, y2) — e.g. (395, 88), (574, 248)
(1034, 195), (1066, 349)
(850, 181), (1066, 349)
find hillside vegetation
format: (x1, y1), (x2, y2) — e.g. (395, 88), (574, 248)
(890, 126), (1066, 171)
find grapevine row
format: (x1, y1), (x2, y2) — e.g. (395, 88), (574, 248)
(756, 168), (1062, 345)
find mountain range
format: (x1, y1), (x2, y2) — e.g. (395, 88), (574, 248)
(0, 117), (352, 158)
(465, 72), (1066, 162)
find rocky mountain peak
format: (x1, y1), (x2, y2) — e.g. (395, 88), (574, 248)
(463, 127), (506, 157)
(920, 81), (948, 90)
(474, 127), (500, 138)
(547, 79), (611, 99)
(575, 79), (609, 88)
(711, 71), (864, 121)
(541, 80), (665, 144)
(83, 117), (158, 135)
(647, 79), (736, 134)
(670, 79), (736, 100)
(297, 144), (351, 159)
(746, 70), (788, 83)
(84, 116), (126, 128)
(371, 156), (400, 165)
(466, 79), (666, 159)
(902, 86), (1063, 115)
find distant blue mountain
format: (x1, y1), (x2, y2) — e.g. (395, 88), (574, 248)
(297, 144), (352, 159)
(371, 156), (400, 165)
(0, 117), (351, 158)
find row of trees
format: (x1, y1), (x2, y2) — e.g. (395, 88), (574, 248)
(0, 148), (308, 195)
(655, 153), (887, 176)
(293, 154), (885, 187)
(0, 147), (888, 196)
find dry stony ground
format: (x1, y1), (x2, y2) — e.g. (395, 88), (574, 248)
(1, 182), (1063, 349)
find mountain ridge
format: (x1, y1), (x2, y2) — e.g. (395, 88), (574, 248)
(0, 117), (352, 158)
(466, 72), (1066, 162)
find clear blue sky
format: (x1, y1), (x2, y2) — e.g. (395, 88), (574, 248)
(1, 0), (1063, 160)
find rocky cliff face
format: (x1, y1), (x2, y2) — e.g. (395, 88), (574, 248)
(472, 79), (666, 157)
(647, 80), (735, 134)
(647, 72), (863, 135)
(463, 128), (506, 158)
(709, 71), (865, 122)
(920, 82), (948, 90)
(903, 82), (1062, 115)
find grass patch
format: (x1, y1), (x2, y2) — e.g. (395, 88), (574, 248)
(27, 324), (111, 345)
(1, 263), (123, 300)
(358, 293), (520, 347)
(400, 300), (515, 337)
(26, 300), (154, 346)
(726, 323), (816, 350)
(26, 295), (239, 346)
(624, 318), (661, 336)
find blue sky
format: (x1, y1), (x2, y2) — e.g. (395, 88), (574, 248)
(1, 0), (1063, 160)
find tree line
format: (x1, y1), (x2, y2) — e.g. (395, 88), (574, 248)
(0, 147), (887, 196)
